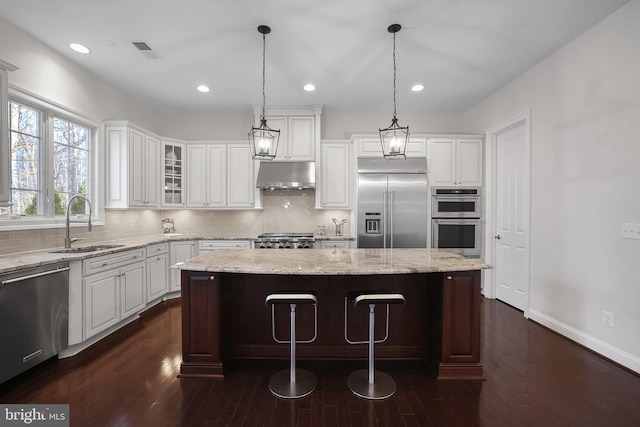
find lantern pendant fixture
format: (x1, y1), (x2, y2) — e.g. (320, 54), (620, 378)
(379, 24), (409, 160)
(249, 25), (280, 160)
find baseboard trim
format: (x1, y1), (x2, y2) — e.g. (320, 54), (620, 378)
(528, 309), (640, 375)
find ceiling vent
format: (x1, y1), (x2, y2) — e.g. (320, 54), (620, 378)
(131, 41), (158, 59)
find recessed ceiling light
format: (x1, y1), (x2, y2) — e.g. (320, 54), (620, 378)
(411, 84), (424, 92)
(303, 83), (316, 92)
(69, 43), (90, 54)
(196, 85), (210, 93)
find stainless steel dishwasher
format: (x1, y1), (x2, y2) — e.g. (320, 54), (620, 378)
(0, 262), (69, 384)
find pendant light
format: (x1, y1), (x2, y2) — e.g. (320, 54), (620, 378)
(379, 24), (409, 159)
(249, 25), (280, 160)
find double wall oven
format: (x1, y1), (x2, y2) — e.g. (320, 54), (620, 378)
(431, 188), (482, 258)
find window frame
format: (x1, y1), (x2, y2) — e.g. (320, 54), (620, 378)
(1, 87), (103, 231)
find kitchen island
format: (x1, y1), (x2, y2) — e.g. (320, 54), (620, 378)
(177, 248), (491, 380)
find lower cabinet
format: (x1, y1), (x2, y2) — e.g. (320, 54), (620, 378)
(319, 240), (352, 248)
(170, 240), (196, 291)
(83, 253), (146, 340)
(146, 243), (169, 302)
(198, 240), (251, 254)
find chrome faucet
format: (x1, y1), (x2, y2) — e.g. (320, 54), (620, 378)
(65, 194), (93, 248)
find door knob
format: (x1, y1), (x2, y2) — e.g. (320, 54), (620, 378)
(495, 235), (501, 240)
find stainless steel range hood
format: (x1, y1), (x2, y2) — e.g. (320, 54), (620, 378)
(256, 161), (316, 189)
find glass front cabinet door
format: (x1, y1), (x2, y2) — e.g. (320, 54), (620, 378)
(162, 141), (185, 207)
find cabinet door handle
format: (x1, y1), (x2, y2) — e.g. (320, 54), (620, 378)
(446, 275), (453, 280)
(495, 235), (501, 240)
(209, 276), (215, 281)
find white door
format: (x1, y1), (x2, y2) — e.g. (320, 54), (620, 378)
(494, 121), (530, 311)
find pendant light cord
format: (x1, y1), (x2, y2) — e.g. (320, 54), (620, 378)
(392, 31), (397, 119)
(262, 32), (266, 120)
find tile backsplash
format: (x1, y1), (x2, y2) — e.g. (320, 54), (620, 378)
(0, 190), (351, 255)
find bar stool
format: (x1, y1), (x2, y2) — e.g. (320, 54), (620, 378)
(265, 292), (318, 399)
(344, 290), (406, 400)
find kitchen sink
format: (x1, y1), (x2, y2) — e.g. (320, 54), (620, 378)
(50, 244), (126, 254)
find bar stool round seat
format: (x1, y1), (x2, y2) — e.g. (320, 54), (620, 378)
(265, 292), (318, 399)
(344, 290), (406, 400)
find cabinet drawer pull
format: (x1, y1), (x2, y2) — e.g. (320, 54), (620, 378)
(210, 276), (215, 281)
(446, 275), (452, 280)
(102, 262), (108, 267)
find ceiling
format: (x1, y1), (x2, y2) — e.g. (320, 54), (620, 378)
(0, 0), (630, 115)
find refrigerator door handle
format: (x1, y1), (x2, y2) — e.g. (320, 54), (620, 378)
(389, 191), (394, 248)
(383, 191), (388, 248)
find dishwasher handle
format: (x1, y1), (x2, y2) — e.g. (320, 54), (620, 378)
(0, 267), (70, 287)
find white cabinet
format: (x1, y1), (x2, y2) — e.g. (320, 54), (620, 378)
(83, 249), (146, 339)
(320, 240), (352, 248)
(355, 135), (427, 158)
(0, 60), (17, 207)
(169, 240), (196, 291)
(119, 262), (147, 319)
(162, 141), (185, 207)
(105, 122), (160, 208)
(227, 144), (254, 208)
(84, 271), (119, 339)
(186, 143), (254, 209)
(253, 106), (322, 161)
(429, 138), (483, 187)
(198, 240), (251, 254)
(146, 243), (169, 302)
(318, 140), (351, 208)
(187, 144), (225, 208)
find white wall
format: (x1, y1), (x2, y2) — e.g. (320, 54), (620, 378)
(464, 1), (640, 371)
(0, 17), (160, 130)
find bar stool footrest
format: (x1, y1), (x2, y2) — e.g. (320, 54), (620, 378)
(346, 369), (397, 400)
(269, 369), (317, 399)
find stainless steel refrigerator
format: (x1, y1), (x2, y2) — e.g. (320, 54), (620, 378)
(357, 158), (428, 248)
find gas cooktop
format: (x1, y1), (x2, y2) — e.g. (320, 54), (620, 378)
(255, 233), (315, 249)
(257, 233), (314, 239)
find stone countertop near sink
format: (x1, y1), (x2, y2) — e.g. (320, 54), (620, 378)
(177, 248), (492, 276)
(0, 234), (258, 275)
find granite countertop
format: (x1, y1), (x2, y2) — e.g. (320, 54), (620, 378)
(0, 234), (358, 275)
(177, 248), (492, 275)
(0, 234), (250, 275)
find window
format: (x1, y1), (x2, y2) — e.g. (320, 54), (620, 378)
(54, 117), (90, 215)
(8, 101), (41, 215)
(1, 96), (94, 223)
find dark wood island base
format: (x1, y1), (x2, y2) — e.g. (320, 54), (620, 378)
(178, 269), (483, 381)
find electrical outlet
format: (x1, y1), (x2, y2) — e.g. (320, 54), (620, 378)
(602, 310), (614, 328)
(622, 223), (635, 239)
(621, 223), (640, 239)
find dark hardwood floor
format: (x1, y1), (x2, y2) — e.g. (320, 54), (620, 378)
(2, 297), (639, 426)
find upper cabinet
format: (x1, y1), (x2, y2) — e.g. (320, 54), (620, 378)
(0, 60), (18, 207)
(252, 105), (322, 161)
(428, 137), (483, 187)
(318, 140), (352, 209)
(161, 140), (185, 207)
(355, 135), (427, 158)
(105, 122), (160, 208)
(186, 143), (254, 209)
